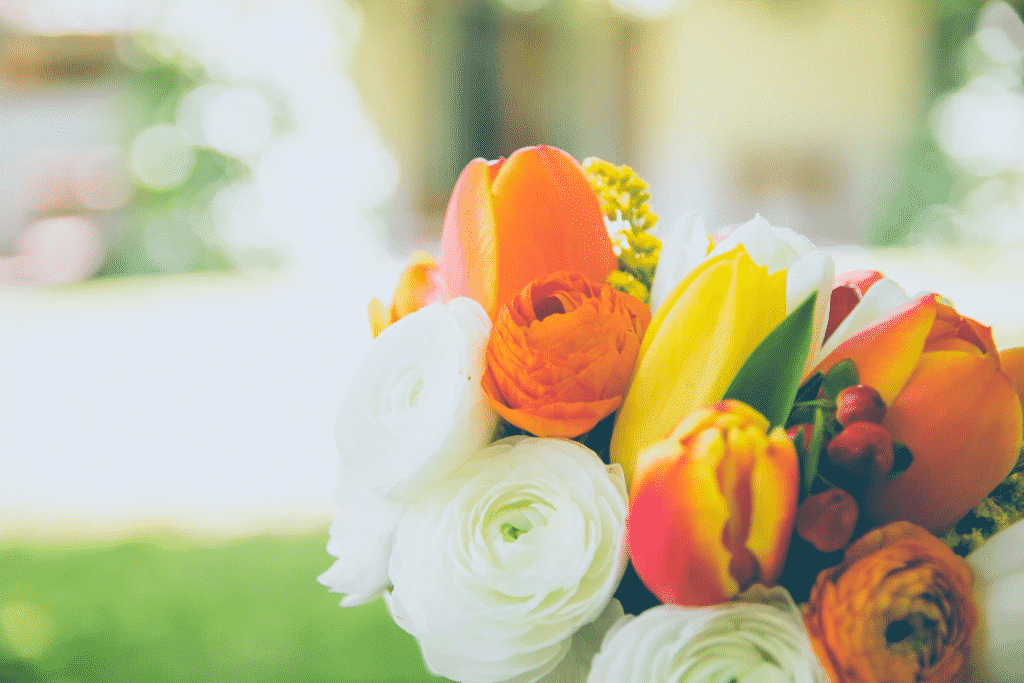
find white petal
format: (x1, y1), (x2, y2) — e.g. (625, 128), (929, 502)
(814, 278), (909, 365)
(967, 518), (1024, 584)
(318, 486), (404, 607)
(649, 213), (708, 313)
(708, 214), (801, 274)
(335, 297), (497, 497)
(785, 250), (834, 376)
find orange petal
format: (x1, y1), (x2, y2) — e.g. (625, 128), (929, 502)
(866, 350), (1024, 533)
(391, 251), (441, 319)
(628, 436), (737, 606)
(1000, 346), (1024, 422)
(812, 293), (938, 406)
(488, 146), (615, 318)
(439, 158), (499, 315)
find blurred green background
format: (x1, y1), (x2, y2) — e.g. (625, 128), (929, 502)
(0, 533), (436, 683)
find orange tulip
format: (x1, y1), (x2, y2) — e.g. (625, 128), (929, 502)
(438, 145), (616, 319)
(626, 400), (798, 606)
(804, 521), (977, 683)
(481, 271), (649, 438)
(368, 251), (441, 338)
(813, 294), (1023, 533)
(1001, 346), (1024, 420)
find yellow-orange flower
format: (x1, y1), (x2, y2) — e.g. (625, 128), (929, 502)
(481, 271), (649, 438)
(626, 400), (798, 606)
(804, 521), (978, 683)
(368, 251), (441, 338)
(813, 294), (1023, 533)
(439, 145), (616, 319)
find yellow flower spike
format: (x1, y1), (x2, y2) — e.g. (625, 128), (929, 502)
(610, 245), (787, 488)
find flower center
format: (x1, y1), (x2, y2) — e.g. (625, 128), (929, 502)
(490, 498), (547, 543)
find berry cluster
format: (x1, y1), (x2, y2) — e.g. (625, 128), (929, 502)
(784, 362), (913, 555)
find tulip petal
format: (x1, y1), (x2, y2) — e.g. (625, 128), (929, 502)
(648, 213), (709, 312)
(812, 292), (936, 406)
(488, 146), (615, 317)
(814, 277), (910, 367)
(440, 158), (499, 313)
(708, 214), (805, 274)
(1000, 347), (1024, 415)
(834, 269), (883, 295)
(785, 250), (834, 376)
(628, 436), (738, 606)
(866, 350), (1024, 533)
(612, 246), (786, 487)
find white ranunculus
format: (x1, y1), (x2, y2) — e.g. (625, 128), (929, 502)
(335, 296), (497, 497)
(587, 586), (827, 683)
(967, 518), (1024, 683)
(386, 436), (628, 683)
(319, 297), (498, 607)
(650, 214), (834, 375)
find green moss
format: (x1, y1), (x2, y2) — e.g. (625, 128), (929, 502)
(943, 467), (1024, 557)
(583, 158), (660, 305)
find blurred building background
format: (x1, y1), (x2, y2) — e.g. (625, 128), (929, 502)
(1, 0), (1021, 286)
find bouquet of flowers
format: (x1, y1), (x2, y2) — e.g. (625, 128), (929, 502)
(320, 145), (1024, 683)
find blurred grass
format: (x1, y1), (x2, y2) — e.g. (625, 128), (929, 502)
(0, 532), (438, 682)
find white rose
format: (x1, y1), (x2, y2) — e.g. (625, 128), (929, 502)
(651, 214), (833, 375)
(319, 297), (498, 607)
(967, 518), (1024, 683)
(386, 436), (628, 683)
(587, 585), (827, 683)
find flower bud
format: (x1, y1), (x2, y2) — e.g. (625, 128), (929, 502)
(627, 400), (799, 606)
(827, 421), (892, 477)
(834, 384), (886, 427)
(796, 489), (859, 553)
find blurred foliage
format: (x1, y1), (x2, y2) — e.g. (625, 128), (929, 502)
(95, 43), (250, 279)
(871, 0), (1024, 245)
(0, 533), (436, 683)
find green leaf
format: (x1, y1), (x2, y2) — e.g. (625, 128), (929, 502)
(722, 292), (817, 429)
(804, 408), (826, 495)
(822, 358), (859, 400)
(888, 442), (914, 479)
(795, 372), (824, 403)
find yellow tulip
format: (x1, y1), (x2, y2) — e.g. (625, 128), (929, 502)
(610, 244), (787, 487)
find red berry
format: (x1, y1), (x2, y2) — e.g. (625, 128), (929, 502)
(827, 421), (892, 477)
(786, 424), (814, 451)
(797, 488), (859, 553)
(835, 384), (886, 427)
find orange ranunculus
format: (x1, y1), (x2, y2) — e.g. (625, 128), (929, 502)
(626, 401), (798, 607)
(481, 271), (649, 438)
(813, 294), (1023, 533)
(804, 521), (978, 683)
(368, 251), (442, 338)
(439, 145), (616, 319)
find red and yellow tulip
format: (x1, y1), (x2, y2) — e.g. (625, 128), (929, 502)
(813, 294), (1023, 533)
(627, 400), (799, 607)
(438, 145), (616, 320)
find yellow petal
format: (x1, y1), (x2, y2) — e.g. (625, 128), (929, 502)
(611, 245), (786, 487)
